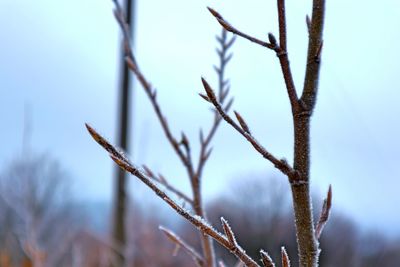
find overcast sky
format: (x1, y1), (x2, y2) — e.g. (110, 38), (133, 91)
(1, 0), (399, 235)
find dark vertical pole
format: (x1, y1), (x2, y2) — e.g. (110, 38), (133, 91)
(113, 0), (135, 265)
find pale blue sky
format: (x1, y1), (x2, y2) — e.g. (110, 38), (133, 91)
(0, 0), (399, 234)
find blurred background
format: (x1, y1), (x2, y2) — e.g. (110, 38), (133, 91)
(0, 0), (399, 266)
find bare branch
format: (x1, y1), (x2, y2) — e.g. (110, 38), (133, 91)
(277, 0), (287, 51)
(86, 124), (129, 163)
(85, 126), (261, 267)
(200, 78), (297, 179)
(281, 247), (291, 267)
(207, 7), (275, 49)
(276, 51), (299, 114)
(159, 226), (204, 267)
(112, 0), (135, 65)
(207, 6), (299, 118)
(93, 1), (330, 266)
(275, 0), (300, 112)
(315, 185), (332, 239)
(260, 250), (275, 267)
(301, 0), (326, 111)
(112, 1), (195, 178)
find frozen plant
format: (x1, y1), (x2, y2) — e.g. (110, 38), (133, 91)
(87, 0), (331, 266)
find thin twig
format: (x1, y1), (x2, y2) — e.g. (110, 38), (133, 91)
(114, 7), (240, 266)
(195, 29), (235, 187)
(315, 185), (332, 239)
(207, 6), (300, 114)
(159, 226), (204, 267)
(113, 1), (195, 178)
(207, 7), (274, 49)
(115, 5), (216, 262)
(200, 78), (297, 179)
(85, 125), (261, 267)
(189, 29), (236, 267)
(301, 0), (326, 111)
(277, 0), (287, 52)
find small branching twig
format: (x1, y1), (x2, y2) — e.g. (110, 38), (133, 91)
(112, 3), (238, 266)
(159, 226), (204, 267)
(260, 250), (275, 267)
(207, 1), (327, 266)
(200, 78), (297, 179)
(315, 185), (332, 239)
(90, 1), (328, 266)
(207, 8), (274, 49)
(277, 0), (287, 52)
(196, 30), (235, 177)
(114, 1), (194, 177)
(85, 125), (261, 267)
(207, 6), (300, 114)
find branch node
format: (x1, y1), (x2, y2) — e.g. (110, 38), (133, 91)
(276, 48), (288, 58)
(289, 179), (308, 187)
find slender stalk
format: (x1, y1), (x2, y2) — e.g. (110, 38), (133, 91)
(86, 123), (260, 267)
(208, 1), (327, 265)
(291, 115), (318, 266)
(290, 0), (326, 265)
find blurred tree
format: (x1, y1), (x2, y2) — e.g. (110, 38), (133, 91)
(0, 153), (79, 267)
(113, 0), (136, 265)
